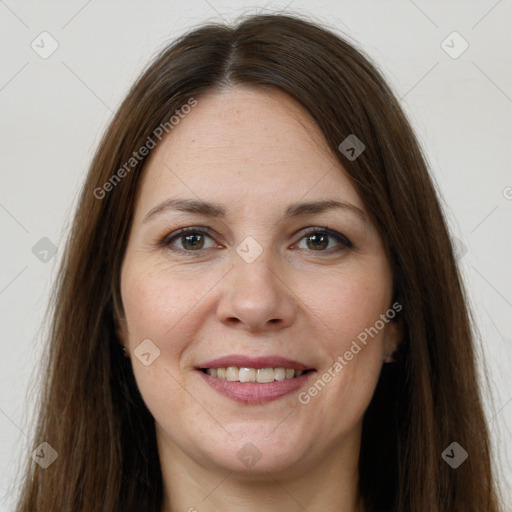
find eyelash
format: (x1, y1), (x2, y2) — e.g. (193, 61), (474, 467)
(158, 226), (353, 255)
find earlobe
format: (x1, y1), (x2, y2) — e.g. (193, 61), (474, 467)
(383, 317), (404, 363)
(113, 298), (131, 357)
(114, 316), (130, 356)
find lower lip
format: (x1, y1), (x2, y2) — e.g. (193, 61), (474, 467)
(197, 370), (316, 404)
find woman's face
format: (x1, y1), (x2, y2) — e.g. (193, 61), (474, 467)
(118, 86), (401, 477)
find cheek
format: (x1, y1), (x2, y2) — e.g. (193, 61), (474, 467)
(303, 263), (392, 352)
(120, 262), (206, 426)
(121, 260), (208, 349)
(121, 250), (391, 388)
(296, 265), (391, 419)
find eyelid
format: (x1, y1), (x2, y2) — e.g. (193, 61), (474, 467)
(159, 225), (353, 254)
(295, 226), (353, 249)
(158, 226), (219, 249)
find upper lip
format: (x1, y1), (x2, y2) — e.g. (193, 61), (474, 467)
(196, 355), (314, 371)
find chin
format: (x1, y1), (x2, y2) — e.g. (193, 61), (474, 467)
(196, 433), (311, 477)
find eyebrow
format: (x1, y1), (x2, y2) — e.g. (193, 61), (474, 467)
(143, 198), (367, 223)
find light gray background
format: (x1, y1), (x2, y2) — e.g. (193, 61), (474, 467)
(1, 0), (511, 510)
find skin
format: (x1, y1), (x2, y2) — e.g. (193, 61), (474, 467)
(117, 86), (402, 512)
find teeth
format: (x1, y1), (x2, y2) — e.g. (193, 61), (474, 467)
(274, 368), (285, 381)
(204, 366), (308, 382)
(226, 366), (238, 381)
(239, 367), (256, 382)
(256, 368), (274, 383)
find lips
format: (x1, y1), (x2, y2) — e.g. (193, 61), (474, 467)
(196, 355), (314, 371)
(195, 354), (316, 404)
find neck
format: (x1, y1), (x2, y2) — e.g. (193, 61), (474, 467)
(157, 426), (363, 512)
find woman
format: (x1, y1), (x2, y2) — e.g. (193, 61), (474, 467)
(15, 12), (501, 512)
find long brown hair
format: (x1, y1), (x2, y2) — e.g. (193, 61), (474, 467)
(15, 11), (501, 511)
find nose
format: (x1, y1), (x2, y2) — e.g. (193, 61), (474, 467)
(216, 246), (296, 333)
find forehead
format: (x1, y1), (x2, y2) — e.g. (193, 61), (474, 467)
(134, 86), (364, 221)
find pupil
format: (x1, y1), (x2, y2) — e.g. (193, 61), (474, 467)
(308, 234), (327, 250)
(182, 233), (329, 251)
(184, 234), (202, 249)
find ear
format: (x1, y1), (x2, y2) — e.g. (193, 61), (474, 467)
(116, 319), (132, 359)
(114, 311), (130, 354)
(383, 316), (404, 363)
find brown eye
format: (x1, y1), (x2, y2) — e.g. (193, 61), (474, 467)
(180, 233), (206, 250)
(160, 228), (217, 252)
(160, 226), (353, 255)
(296, 228), (353, 253)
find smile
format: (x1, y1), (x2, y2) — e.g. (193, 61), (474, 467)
(196, 354), (316, 404)
(197, 366), (316, 404)
(200, 367), (309, 382)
